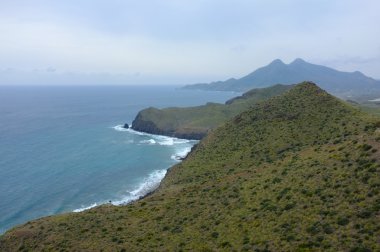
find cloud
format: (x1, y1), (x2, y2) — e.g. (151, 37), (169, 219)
(46, 67), (56, 73)
(0, 0), (379, 84)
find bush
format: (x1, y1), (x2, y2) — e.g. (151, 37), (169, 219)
(323, 224), (334, 234)
(361, 144), (372, 151)
(220, 241), (231, 248)
(337, 217), (350, 226)
(211, 232), (219, 238)
(349, 246), (371, 252)
(357, 209), (372, 219)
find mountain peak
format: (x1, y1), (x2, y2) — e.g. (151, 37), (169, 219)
(269, 59), (285, 65)
(290, 58), (307, 65)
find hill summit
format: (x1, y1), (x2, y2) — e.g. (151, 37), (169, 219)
(183, 59), (380, 96)
(1, 82), (379, 251)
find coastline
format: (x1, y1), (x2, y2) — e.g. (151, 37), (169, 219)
(72, 125), (198, 213)
(131, 112), (207, 140)
(0, 125), (197, 235)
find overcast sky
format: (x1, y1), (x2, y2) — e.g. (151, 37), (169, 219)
(0, 0), (379, 85)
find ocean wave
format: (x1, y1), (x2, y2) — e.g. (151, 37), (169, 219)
(73, 203), (98, 213)
(112, 124), (195, 146)
(113, 125), (148, 136)
(173, 139), (191, 144)
(171, 147), (192, 161)
(112, 169), (167, 205)
(112, 125), (129, 132)
(140, 139), (156, 145)
(156, 136), (174, 146)
(71, 169), (167, 212)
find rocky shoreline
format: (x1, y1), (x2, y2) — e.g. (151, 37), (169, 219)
(131, 111), (206, 140)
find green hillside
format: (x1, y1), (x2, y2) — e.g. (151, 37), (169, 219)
(1, 82), (380, 251)
(131, 84), (293, 139)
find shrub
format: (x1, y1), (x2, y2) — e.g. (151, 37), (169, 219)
(357, 209), (372, 219)
(337, 217), (350, 226)
(211, 232), (219, 238)
(323, 224), (334, 234)
(220, 241), (231, 248)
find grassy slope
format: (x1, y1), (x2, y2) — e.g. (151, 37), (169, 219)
(131, 84), (293, 139)
(1, 82), (380, 252)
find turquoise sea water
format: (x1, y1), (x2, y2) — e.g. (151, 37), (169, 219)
(0, 85), (236, 234)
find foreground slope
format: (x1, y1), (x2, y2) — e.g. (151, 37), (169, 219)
(1, 82), (380, 251)
(132, 84), (293, 139)
(183, 58), (380, 96)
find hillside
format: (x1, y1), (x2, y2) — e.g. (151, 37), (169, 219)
(1, 82), (380, 251)
(132, 84), (293, 139)
(183, 58), (380, 96)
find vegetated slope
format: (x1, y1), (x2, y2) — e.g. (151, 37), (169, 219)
(132, 84), (293, 139)
(1, 82), (380, 252)
(183, 58), (380, 96)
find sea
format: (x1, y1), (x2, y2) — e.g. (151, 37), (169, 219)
(0, 85), (237, 234)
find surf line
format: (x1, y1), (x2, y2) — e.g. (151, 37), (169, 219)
(73, 125), (198, 212)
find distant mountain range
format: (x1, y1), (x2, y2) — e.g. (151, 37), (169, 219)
(183, 58), (380, 96)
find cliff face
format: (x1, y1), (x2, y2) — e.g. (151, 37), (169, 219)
(2, 82), (380, 252)
(132, 111), (173, 136)
(132, 108), (207, 140)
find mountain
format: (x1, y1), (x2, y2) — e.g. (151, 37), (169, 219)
(183, 58), (380, 96)
(132, 84), (293, 139)
(1, 82), (380, 251)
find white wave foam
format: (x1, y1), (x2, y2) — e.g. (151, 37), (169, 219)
(71, 169), (167, 212)
(112, 125), (129, 132)
(112, 125), (193, 145)
(157, 137), (174, 146)
(171, 147), (192, 161)
(154, 135), (192, 146)
(112, 169), (167, 205)
(140, 139), (156, 145)
(173, 139), (191, 144)
(73, 203), (98, 213)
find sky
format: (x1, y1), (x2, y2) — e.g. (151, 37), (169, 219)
(0, 0), (379, 85)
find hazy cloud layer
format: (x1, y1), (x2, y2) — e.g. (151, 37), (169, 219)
(0, 0), (379, 85)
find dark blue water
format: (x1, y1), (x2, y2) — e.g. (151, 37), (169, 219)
(0, 85), (237, 234)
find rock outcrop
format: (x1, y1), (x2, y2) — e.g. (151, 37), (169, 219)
(132, 111), (206, 140)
